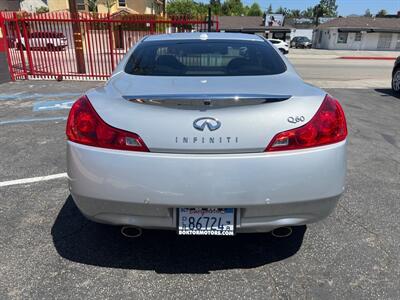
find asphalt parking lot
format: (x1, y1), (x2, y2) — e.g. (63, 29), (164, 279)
(0, 53), (400, 299)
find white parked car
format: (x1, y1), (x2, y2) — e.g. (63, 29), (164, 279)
(19, 31), (68, 50)
(268, 38), (289, 54)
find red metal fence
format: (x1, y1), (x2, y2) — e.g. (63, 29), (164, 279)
(0, 11), (219, 80)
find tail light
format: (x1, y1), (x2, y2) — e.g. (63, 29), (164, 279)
(66, 95), (149, 152)
(266, 95), (347, 152)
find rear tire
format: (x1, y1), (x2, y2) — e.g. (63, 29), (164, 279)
(392, 68), (400, 94)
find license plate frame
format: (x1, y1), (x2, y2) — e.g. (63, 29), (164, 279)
(177, 208), (236, 236)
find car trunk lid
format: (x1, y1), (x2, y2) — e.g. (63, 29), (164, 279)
(87, 74), (327, 154)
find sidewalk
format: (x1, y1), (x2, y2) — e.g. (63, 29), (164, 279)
(288, 48), (399, 60)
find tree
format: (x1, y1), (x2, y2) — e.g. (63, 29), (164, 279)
(247, 3), (262, 16)
(196, 2), (208, 15)
(167, 0), (198, 16)
(364, 9), (372, 17)
(266, 4), (273, 14)
(289, 9), (301, 18)
(87, 0), (98, 12)
(319, 0), (338, 17)
(313, 4), (324, 25)
(90, 0), (117, 13)
(210, 0), (222, 15)
(36, 6), (49, 13)
(275, 6), (288, 15)
(301, 7), (314, 18)
(221, 0), (245, 16)
(376, 9), (387, 17)
(86, 0), (98, 12)
(243, 5), (249, 16)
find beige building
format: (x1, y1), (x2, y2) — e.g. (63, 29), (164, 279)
(97, 0), (165, 15)
(47, 0), (164, 15)
(48, 0), (88, 12)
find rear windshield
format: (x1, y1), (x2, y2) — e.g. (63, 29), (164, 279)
(125, 39), (287, 76)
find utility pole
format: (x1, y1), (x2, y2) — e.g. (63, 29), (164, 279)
(313, 4), (323, 26)
(207, 6), (212, 32)
(68, 0), (86, 74)
(162, 0), (166, 16)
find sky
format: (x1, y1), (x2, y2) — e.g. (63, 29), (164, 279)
(199, 0), (400, 16)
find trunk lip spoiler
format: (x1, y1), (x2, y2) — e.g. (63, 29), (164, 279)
(122, 94), (292, 103)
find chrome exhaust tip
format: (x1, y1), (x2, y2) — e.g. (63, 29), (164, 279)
(121, 226), (142, 238)
(271, 226), (292, 238)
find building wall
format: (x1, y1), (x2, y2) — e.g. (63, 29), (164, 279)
(265, 31), (291, 41)
(0, 0), (20, 10)
(47, 0), (89, 12)
(97, 0), (163, 15)
(314, 28), (400, 51)
(48, 0), (69, 11)
(290, 29), (313, 40)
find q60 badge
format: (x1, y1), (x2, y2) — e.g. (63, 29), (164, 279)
(287, 116), (305, 124)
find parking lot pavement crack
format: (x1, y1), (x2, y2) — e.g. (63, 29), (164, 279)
(267, 269), (283, 300)
(384, 155), (400, 166)
(337, 203), (393, 260)
(380, 133), (399, 149)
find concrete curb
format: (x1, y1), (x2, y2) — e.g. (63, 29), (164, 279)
(338, 56), (397, 60)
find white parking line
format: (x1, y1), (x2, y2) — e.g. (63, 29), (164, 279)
(0, 116), (67, 125)
(0, 173), (67, 188)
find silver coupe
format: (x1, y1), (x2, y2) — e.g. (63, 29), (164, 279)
(66, 33), (347, 236)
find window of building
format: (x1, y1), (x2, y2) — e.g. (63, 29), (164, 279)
(396, 34), (400, 50)
(119, 0), (126, 7)
(377, 33), (392, 49)
(76, 0), (85, 11)
(155, 3), (162, 15)
(355, 32), (362, 41)
(337, 32), (348, 44)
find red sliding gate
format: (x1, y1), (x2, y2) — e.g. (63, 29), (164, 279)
(0, 11), (218, 80)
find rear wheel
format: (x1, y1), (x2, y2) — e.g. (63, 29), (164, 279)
(392, 68), (400, 94)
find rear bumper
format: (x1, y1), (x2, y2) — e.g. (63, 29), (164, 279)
(67, 141), (346, 233)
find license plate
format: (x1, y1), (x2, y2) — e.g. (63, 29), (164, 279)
(177, 208), (235, 236)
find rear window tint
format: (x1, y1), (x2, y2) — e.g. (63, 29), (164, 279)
(125, 39), (287, 76)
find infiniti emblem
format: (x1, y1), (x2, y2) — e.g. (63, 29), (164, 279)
(193, 117), (221, 131)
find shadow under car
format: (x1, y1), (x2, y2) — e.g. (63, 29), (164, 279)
(51, 196), (306, 274)
(374, 88), (400, 99)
